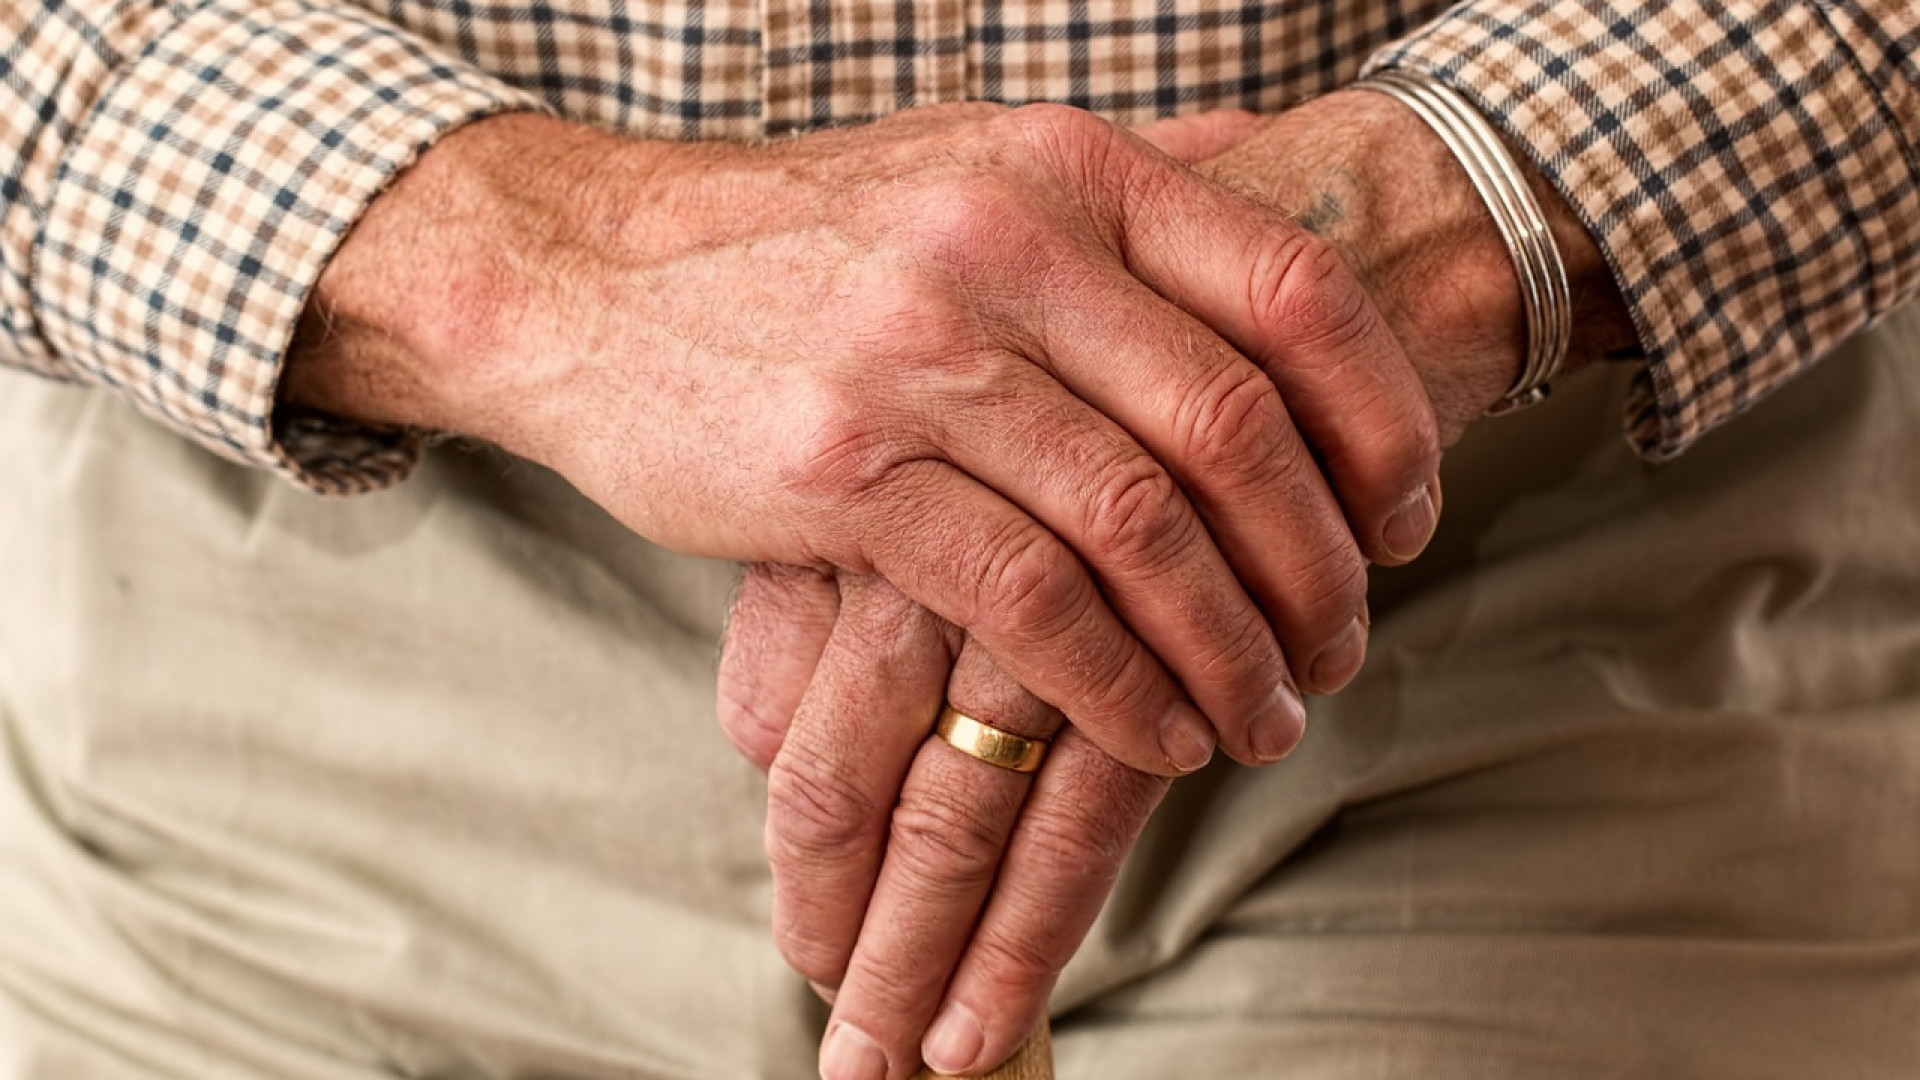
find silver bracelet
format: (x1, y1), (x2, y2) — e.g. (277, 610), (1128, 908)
(1353, 69), (1571, 415)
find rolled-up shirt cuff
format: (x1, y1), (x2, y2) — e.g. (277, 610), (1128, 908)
(32, 0), (547, 493)
(1366, 0), (1920, 459)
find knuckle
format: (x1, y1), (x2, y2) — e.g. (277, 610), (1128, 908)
(969, 923), (1068, 989)
(862, 277), (976, 352)
(1004, 102), (1108, 151)
(1336, 388), (1443, 506)
(764, 755), (881, 870)
(840, 967), (925, 1021)
(906, 178), (1039, 273)
(887, 791), (1005, 890)
(1174, 364), (1292, 480)
(1407, 407), (1441, 475)
(975, 524), (1089, 642)
(1257, 409), (1319, 493)
(949, 673), (1063, 742)
(1013, 814), (1126, 892)
(1376, 390), (1443, 486)
(1280, 541), (1369, 626)
(1193, 607), (1279, 685)
(1249, 234), (1376, 356)
(1081, 461), (1192, 578)
(1001, 104), (1135, 206)
(778, 383), (904, 503)
(1113, 143), (1183, 218)
(837, 600), (966, 683)
(1053, 639), (1162, 748)
(921, 347), (1038, 413)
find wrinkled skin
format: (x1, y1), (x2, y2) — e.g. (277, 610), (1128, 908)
(717, 92), (1636, 1079)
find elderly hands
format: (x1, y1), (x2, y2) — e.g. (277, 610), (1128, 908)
(288, 102), (1439, 777)
(718, 91), (1640, 1079)
(284, 90), (1614, 1080)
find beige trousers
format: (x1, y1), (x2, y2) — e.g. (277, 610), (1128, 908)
(3, 306), (1918, 1079)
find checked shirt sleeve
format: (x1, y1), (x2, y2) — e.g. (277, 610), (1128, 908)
(2, 0), (544, 492)
(1369, 0), (1920, 459)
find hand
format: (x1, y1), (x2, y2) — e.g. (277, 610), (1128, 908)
(285, 103), (1443, 776)
(722, 566), (1166, 1080)
(720, 91), (1641, 1078)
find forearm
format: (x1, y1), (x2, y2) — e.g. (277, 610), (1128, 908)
(0, 0), (540, 491)
(282, 113), (629, 453)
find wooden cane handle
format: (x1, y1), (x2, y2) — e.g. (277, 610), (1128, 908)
(915, 1016), (1053, 1080)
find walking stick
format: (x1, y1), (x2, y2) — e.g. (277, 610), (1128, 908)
(915, 1016), (1053, 1080)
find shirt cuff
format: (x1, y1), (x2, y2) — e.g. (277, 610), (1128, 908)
(1366, 0), (1920, 460)
(31, 0), (547, 494)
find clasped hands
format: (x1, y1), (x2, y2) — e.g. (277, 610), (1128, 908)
(712, 101), (1534, 1080)
(289, 88), (1551, 1080)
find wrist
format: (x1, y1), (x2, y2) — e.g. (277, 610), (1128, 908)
(281, 112), (683, 459)
(1204, 89), (1636, 444)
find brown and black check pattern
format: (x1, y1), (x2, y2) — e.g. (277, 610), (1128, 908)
(2, 0), (1915, 489)
(1375, 0), (1920, 458)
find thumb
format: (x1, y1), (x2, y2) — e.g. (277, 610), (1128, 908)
(1130, 108), (1265, 163)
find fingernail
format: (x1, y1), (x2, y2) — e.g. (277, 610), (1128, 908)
(810, 981), (839, 1005)
(1158, 701), (1215, 773)
(1308, 615), (1368, 694)
(821, 1021), (889, 1080)
(1383, 481), (1439, 563)
(1250, 679), (1307, 762)
(923, 1002), (985, 1075)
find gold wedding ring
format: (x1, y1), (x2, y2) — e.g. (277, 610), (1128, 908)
(934, 705), (1048, 774)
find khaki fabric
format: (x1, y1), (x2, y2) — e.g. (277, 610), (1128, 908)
(3, 307), (1919, 1079)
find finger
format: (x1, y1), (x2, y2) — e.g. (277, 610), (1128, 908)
(1007, 106), (1435, 572)
(976, 109), (1407, 699)
(923, 726), (1169, 1076)
(905, 362), (1297, 768)
(819, 641), (1060, 1080)
(718, 563), (840, 771)
(1110, 136), (1444, 569)
(1130, 109), (1263, 163)
(1006, 261), (1370, 726)
(763, 576), (956, 989)
(852, 459), (1216, 778)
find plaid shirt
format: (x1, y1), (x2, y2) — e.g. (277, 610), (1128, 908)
(2, 0), (1915, 492)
